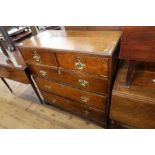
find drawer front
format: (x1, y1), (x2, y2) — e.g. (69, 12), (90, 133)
(110, 93), (155, 129)
(0, 66), (29, 84)
(35, 77), (106, 111)
(56, 53), (109, 76)
(29, 64), (108, 94)
(41, 90), (105, 124)
(18, 47), (57, 67)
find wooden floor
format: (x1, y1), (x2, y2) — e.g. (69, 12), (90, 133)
(0, 79), (102, 129)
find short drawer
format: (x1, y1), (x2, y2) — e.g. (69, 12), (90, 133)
(0, 66), (29, 84)
(56, 52), (109, 76)
(41, 90), (105, 125)
(35, 77), (107, 111)
(18, 47), (57, 67)
(29, 64), (108, 94)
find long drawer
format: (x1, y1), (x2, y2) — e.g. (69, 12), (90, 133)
(29, 64), (108, 94)
(18, 47), (58, 67)
(41, 90), (105, 125)
(56, 52), (109, 76)
(35, 77), (106, 111)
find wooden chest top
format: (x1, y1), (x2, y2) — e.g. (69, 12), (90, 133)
(17, 30), (122, 56)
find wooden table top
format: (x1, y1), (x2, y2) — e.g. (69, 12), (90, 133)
(17, 30), (122, 56)
(113, 61), (155, 101)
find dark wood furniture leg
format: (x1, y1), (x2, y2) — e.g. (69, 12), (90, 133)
(1, 77), (13, 93)
(25, 68), (44, 104)
(125, 60), (136, 86)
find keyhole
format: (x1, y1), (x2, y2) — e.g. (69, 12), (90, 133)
(77, 56), (81, 62)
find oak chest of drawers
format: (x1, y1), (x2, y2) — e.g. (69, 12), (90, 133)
(17, 30), (122, 127)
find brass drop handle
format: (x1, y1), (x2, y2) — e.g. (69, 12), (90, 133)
(39, 70), (47, 77)
(78, 79), (89, 87)
(33, 51), (41, 63)
(80, 96), (89, 103)
(75, 56), (85, 70)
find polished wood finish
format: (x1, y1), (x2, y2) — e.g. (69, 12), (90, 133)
(110, 61), (155, 128)
(41, 91), (105, 125)
(125, 60), (136, 86)
(17, 30), (121, 56)
(29, 64), (108, 94)
(35, 77), (106, 111)
(119, 26), (155, 86)
(0, 66), (29, 83)
(18, 47), (58, 66)
(17, 30), (121, 127)
(56, 52), (109, 76)
(65, 26), (88, 30)
(120, 26), (155, 62)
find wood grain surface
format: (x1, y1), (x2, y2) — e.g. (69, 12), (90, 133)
(120, 26), (155, 61)
(110, 61), (155, 128)
(17, 30), (122, 56)
(35, 77), (107, 111)
(41, 91), (105, 125)
(29, 64), (108, 94)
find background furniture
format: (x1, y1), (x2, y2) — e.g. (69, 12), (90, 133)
(17, 30), (121, 127)
(119, 26), (155, 86)
(0, 26), (32, 44)
(0, 49), (43, 104)
(0, 49), (29, 84)
(0, 27), (43, 104)
(109, 61), (155, 128)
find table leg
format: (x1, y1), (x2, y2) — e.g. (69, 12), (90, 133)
(1, 77), (13, 93)
(125, 60), (136, 86)
(25, 68), (44, 104)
